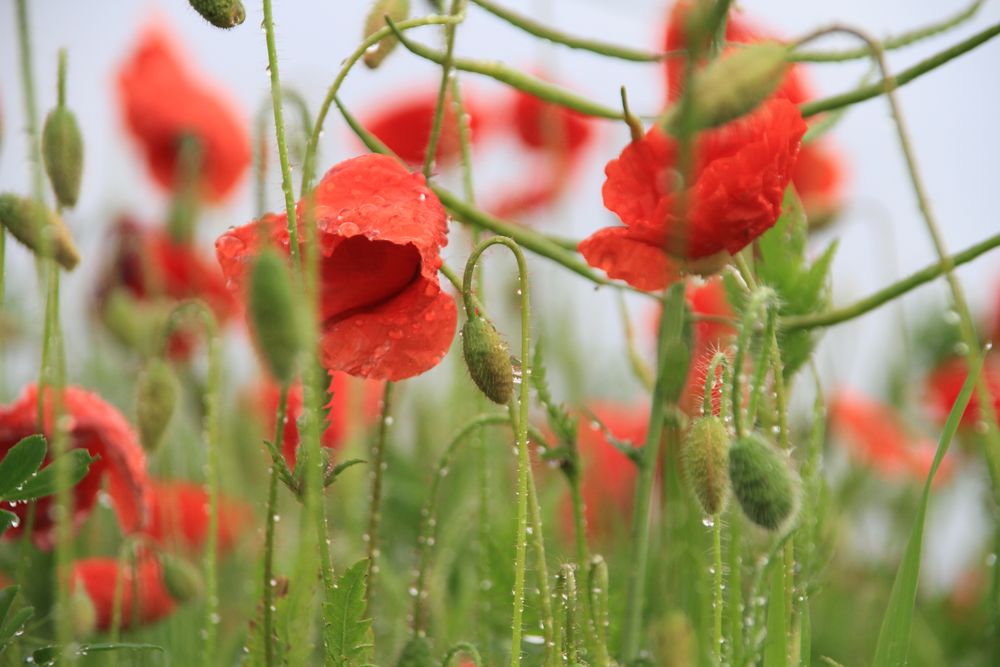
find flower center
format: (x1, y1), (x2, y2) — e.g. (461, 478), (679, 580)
(321, 236), (421, 324)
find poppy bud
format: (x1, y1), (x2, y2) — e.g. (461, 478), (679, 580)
(160, 554), (203, 603)
(187, 0), (246, 29)
(0, 193), (79, 270)
(136, 357), (179, 451)
(462, 316), (513, 404)
(663, 42), (791, 135)
(363, 0), (410, 69)
(66, 586), (97, 639)
(249, 249), (303, 383)
(682, 416), (730, 516)
(395, 635), (434, 667)
(42, 107), (83, 209)
(728, 433), (798, 531)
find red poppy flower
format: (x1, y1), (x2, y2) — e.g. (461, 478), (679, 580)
(142, 479), (250, 554)
(255, 372), (383, 469)
(511, 88), (593, 159)
(924, 355), (1000, 429)
(362, 90), (483, 167)
(829, 391), (952, 482)
(216, 154), (458, 381)
(0, 385), (150, 550)
(663, 2), (844, 224)
(69, 557), (176, 631)
(118, 23), (251, 202)
(580, 99), (805, 290)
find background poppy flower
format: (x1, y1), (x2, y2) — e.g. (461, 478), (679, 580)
(142, 479), (251, 554)
(0, 385), (150, 550)
(118, 23), (251, 202)
(70, 557), (177, 631)
(924, 355), (1000, 429)
(216, 154), (458, 381)
(580, 99), (805, 290)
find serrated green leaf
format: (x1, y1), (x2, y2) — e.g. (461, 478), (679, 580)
(4, 449), (97, 502)
(0, 586), (19, 628)
(325, 459), (367, 487)
(324, 558), (372, 667)
(31, 642), (162, 663)
(0, 606), (32, 653)
(763, 561), (787, 667)
(0, 435), (47, 499)
(872, 349), (984, 666)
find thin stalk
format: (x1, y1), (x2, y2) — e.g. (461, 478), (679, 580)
(421, 0), (465, 178)
(712, 517), (724, 665)
(262, 384), (289, 667)
(770, 331), (793, 661)
(365, 381), (395, 614)
(15, 0), (44, 200)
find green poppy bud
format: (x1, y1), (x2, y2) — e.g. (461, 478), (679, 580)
(728, 433), (798, 531)
(363, 0), (410, 69)
(160, 554), (203, 603)
(0, 193), (79, 270)
(682, 416), (730, 516)
(249, 249), (303, 383)
(136, 358), (179, 452)
(42, 106), (83, 208)
(395, 635), (434, 667)
(66, 586), (96, 639)
(462, 315), (513, 404)
(187, 0), (246, 29)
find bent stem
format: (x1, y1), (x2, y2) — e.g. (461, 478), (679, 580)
(365, 381), (395, 615)
(262, 384), (289, 667)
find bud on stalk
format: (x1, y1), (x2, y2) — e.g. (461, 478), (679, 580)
(363, 0), (410, 69)
(160, 554), (203, 603)
(728, 433), (798, 531)
(42, 49), (84, 209)
(682, 416), (731, 516)
(136, 357), (179, 452)
(0, 194), (80, 270)
(462, 315), (513, 404)
(249, 248), (303, 383)
(187, 0), (246, 29)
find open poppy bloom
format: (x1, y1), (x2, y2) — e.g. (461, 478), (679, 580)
(216, 154), (458, 381)
(0, 385), (150, 550)
(118, 23), (251, 202)
(70, 557), (177, 631)
(142, 479), (251, 554)
(663, 1), (844, 226)
(829, 392), (952, 482)
(580, 98), (805, 291)
(924, 355), (1000, 429)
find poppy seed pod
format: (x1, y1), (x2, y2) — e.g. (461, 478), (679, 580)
(187, 0), (246, 29)
(728, 433), (798, 531)
(249, 248), (303, 383)
(682, 416), (730, 516)
(160, 554), (203, 603)
(0, 193), (80, 270)
(135, 357), (179, 452)
(462, 316), (514, 404)
(42, 106), (84, 208)
(363, 0), (410, 69)
(395, 635), (434, 667)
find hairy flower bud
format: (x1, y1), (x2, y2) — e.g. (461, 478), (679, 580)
(682, 416), (730, 515)
(160, 554), (203, 603)
(42, 106), (84, 208)
(462, 315), (513, 404)
(395, 635), (434, 667)
(187, 0), (246, 29)
(136, 358), (179, 452)
(249, 249), (303, 383)
(0, 193), (79, 270)
(728, 433), (798, 531)
(66, 586), (97, 639)
(363, 0), (410, 69)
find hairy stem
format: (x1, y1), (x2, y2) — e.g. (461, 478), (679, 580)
(262, 384), (289, 667)
(365, 381), (395, 615)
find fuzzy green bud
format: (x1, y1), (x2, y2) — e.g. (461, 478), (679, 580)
(728, 433), (798, 531)
(136, 358), (179, 452)
(363, 0), (410, 69)
(187, 0), (246, 29)
(42, 107), (83, 208)
(249, 249), (303, 383)
(682, 416), (731, 516)
(0, 193), (79, 270)
(462, 315), (513, 404)
(395, 636), (434, 667)
(66, 586), (96, 639)
(160, 554), (203, 603)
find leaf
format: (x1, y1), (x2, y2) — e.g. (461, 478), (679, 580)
(0, 586), (18, 627)
(3, 449), (97, 502)
(0, 435), (47, 499)
(0, 511), (18, 539)
(0, 606), (32, 653)
(324, 459), (367, 487)
(31, 642), (163, 663)
(530, 340), (577, 447)
(324, 558), (372, 667)
(762, 562), (787, 667)
(872, 348), (984, 666)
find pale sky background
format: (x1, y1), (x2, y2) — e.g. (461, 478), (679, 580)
(1, 0), (999, 585)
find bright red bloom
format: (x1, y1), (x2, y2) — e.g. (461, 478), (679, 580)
(581, 99), (805, 290)
(829, 392), (953, 482)
(511, 88), (593, 158)
(924, 356), (1000, 429)
(143, 479), (250, 554)
(362, 90), (483, 167)
(69, 557), (176, 631)
(118, 23), (251, 202)
(0, 385), (150, 550)
(216, 154), (457, 381)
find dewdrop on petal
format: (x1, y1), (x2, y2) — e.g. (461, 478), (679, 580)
(462, 315), (514, 404)
(0, 193), (79, 270)
(187, 0), (246, 29)
(394, 635), (434, 666)
(682, 416), (731, 516)
(249, 248), (303, 383)
(160, 554), (203, 603)
(136, 357), (179, 452)
(42, 106), (84, 208)
(728, 433), (799, 531)
(363, 0), (410, 69)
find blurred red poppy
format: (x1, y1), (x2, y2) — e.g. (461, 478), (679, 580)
(216, 154), (458, 381)
(511, 87), (593, 159)
(924, 355), (1000, 429)
(143, 479), (251, 554)
(118, 23), (251, 202)
(580, 99), (805, 290)
(70, 557), (176, 631)
(0, 385), (150, 550)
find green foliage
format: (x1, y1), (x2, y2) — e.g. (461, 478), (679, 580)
(325, 559), (374, 667)
(3, 449), (97, 502)
(763, 562), (788, 667)
(0, 434), (47, 498)
(30, 642), (163, 664)
(0, 585), (31, 655)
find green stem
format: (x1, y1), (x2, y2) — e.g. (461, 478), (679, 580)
(799, 22), (1000, 117)
(365, 381), (395, 615)
(422, 0), (465, 178)
(712, 517), (724, 665)
(15, 0), (44, 201)
(782, 231), (1000, 331)
(731, 289), (776, 438)
(262, 384), (289, 667)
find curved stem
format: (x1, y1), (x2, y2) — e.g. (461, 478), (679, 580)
(365, 381), (395, 616)
(442, 642), (484, 667)
(262, 384), (289, 667)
